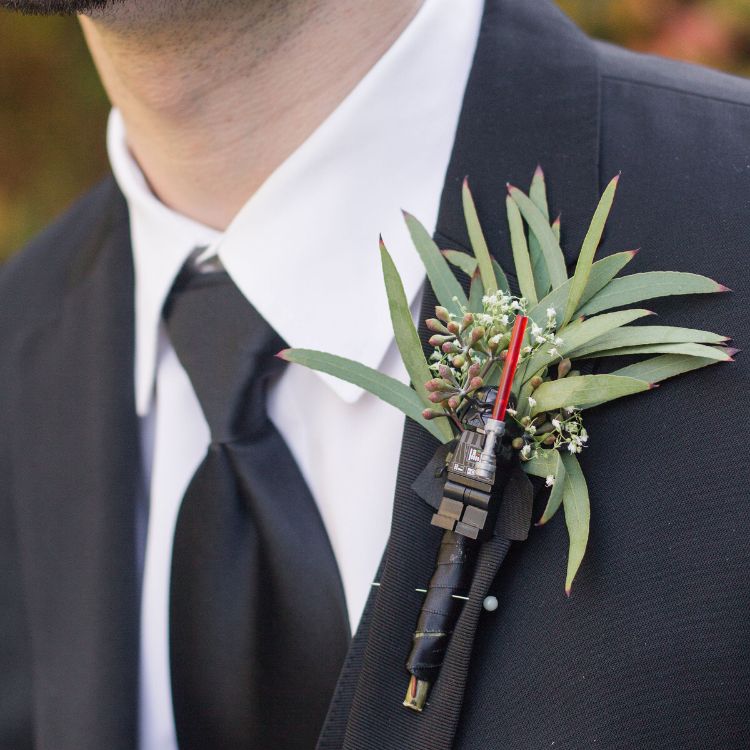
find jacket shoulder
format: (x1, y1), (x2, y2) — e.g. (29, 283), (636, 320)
(594, 39), (750, 108)
(0, 177), (125, 333)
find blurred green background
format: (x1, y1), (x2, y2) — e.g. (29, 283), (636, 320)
(1, 0), (750, 260)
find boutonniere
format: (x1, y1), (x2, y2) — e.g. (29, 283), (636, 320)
(279, 167), (734, 711)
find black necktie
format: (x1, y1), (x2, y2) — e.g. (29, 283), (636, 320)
(164, 266), (350, 750)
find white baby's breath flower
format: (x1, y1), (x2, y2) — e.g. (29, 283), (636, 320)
(546, 307), (556, 319)
(531, 322), (543, 336)
(551, 418), (561, 429)
(567, 442), (578, 454)
(506, 407), (517, 417)
(521, 444), (532, 459)
(545, 475), (555, 487)
(528, 396), (537, 408)
(548, 347), (560, 358)
(554, 336), (564, 346)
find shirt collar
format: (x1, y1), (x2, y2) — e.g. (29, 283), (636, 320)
(109, 0), (483, 416)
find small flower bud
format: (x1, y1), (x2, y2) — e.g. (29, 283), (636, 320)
(442, 341), (458, 354)
(558, 358), (572, 378)
(521, 416), (531, 426)
(470, 326), (486, 345)
(544, 434), (556, 446)
(428, 391), (453, 403)
(447, 321), (461, 335)
(425, 378), (444, 392)
(426, 318), (450, 335)
(452, 354), (466, 368)
(428, 334), (451, 347)
(447, 396), (461, 410)
(435, 306), (451, 323)
(438, 364), (456, 382)
(468, 376), (484, 392)
(467, 362), (481, 378)
(462, 312), (474, 327)
(530, 375), (543, 388)
(511, 437), (525, 450)
(422, 408), (442, 420)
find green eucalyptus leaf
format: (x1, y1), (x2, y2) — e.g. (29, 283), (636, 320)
(506, 194), (537, 304)
(278, 348), (451, 443)
(527, 251), (638, 328)
(569, 324), (728, 358)
(403, 211), (468, 316)
(380, 238), (437, 409)
(462, 179), (498, 294)
(529, 165), (552, 298)
(613, 354), (726, 383)
(537, 450), (566, 525)
(552, 215), (561, 242)
(468, 269), (485, 313)
(577, 342), (732, 361)
(529, 165), (550, 218)
(577, 250), (638, 307)
(530, 374), (651, 415)
(577, 271), (727, 317)
(562, 174), (620, 326)
(561, 452), (590, 595)
(521, 448), (558, 478)
(493, 258), (511, 294)
(508, 185), (568, 289)
(442, 249), (478, 278)
(524, 308), (654, 380)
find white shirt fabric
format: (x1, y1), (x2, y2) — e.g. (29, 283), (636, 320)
(107, 1), (483, 747)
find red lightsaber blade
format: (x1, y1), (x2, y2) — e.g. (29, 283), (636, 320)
(491, 314), (529, 421)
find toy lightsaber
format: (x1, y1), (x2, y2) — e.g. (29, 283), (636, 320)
(404, 315), (529, 711)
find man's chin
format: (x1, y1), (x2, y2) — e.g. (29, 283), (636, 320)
(0, 0), (119, 14)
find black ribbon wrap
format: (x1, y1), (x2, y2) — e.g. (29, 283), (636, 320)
(405, 530), (477, 683)
(405, 435), (533, 711)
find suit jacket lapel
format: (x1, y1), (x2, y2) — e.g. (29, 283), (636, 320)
(318, 1), (601, 747)
(436, 0), (601, 267)
(9, 183), (141, 749)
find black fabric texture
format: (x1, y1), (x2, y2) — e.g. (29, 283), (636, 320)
(164, 269), (350, 749)
(0, 184), (141, 749)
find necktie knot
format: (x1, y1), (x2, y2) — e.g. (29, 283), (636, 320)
(163, 266), (285, 443)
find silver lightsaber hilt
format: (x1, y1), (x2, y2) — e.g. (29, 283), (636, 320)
(476, 418), (505, 480)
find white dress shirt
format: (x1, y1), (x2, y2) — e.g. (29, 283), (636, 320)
(107, 1), (483, 747)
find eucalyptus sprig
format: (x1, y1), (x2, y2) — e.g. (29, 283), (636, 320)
(279, 166), (734, 593)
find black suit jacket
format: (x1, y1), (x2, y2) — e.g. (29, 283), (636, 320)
(2, 1), (749, 748)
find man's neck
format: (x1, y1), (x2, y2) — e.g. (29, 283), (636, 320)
(80, 0), (423, 230)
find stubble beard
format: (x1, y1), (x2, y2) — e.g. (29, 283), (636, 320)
(0, 0), (121, 14)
